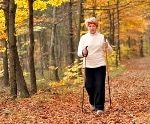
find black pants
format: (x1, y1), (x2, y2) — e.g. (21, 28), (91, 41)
(85, 66), (106, 110)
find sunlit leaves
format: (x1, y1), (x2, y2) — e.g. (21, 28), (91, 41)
(0, 0), (69, 37)
(49, 59), (83, 91)
(120, 2), (148, 40)
(16, 0), (69, 35)
(84, 0), (148, 41)
(34, 0), (69, 10)
(84, 0), (106, 8)
(62, 59), (82, 83)
(15, 0), (28, 9)
(15, 0), (28, 35)
(47, 0), (69, 7)
(0, 10), (6, 40)
(0, 45), (6, 52)
(34, 0), (47, 10)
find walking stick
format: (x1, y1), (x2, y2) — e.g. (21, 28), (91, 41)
(104, 37), (112, 107)
(81, 86), (84, 112)
(81, 46), (88, 112)
(81, 57), (86, 112)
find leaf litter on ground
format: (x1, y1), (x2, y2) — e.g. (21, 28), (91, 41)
(0, 57), (150, 123)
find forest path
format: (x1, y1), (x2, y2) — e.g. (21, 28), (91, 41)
(0, 57), (150, 124)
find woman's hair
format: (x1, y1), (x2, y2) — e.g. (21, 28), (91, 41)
(85, 17), (98, 27)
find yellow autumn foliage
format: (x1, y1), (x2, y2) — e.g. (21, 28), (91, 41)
(34, 0), (47, 10)
(47, 0), (69, 7)
(49, 59), (83, 89)
(34, 0), (69, 10)
(15, 0), (69, 35)
(0, 10), (6, 40)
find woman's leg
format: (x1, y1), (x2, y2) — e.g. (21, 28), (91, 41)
(94, 66), (106, 110)
(85, 68), (95, 106)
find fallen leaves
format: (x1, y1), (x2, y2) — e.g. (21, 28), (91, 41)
(0, 57), (150, 123)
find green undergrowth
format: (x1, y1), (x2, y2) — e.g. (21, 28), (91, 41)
(0, 59), (127, 97)
(49, 59), (127, 94)
(109, 64), (127, 78)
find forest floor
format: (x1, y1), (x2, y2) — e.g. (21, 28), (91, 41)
(0, 57), (150, 124)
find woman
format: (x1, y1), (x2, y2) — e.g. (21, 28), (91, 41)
(77, 17), (112, 114)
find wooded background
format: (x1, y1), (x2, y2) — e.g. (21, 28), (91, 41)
(0, 0), (150, 98)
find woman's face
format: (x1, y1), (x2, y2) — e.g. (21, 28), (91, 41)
(88, 23), (97, 34)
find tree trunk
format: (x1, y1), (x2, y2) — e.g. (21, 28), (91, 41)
(3, 0), (9, 86)
(107, 1), (114, 45)
(126, 36), (131, 59)
(41, 30), (49, 70)
(67, 0), (74, 65)
(112, 10), (115, 45)
(92, 0), (96, 17)
(15, 48), (30, 98)
(117, 0), (121, 61)
(39, 31), (44, 77)
(9, 0), (30, 98)
(115, 0), (120, 66)
(2, 40), (9, 86)
(149, 36), (150, 55)
(49, 7), (59, 81)
(8, 0), (17, 98)
(77, 0), (83, 44)
(127, 36), (131, 48)
(140, 37), (144, 57)
(24, 34), (29, 71)
(28, 0), (37, 94)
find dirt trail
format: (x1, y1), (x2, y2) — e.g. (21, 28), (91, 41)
(0, 57), (150, 124)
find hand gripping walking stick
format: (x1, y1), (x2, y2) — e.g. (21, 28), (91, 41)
(81, 46), (88, 112)
(104, 37), (112, 108)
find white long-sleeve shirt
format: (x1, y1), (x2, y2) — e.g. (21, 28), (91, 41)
(77, 32), (112, 68)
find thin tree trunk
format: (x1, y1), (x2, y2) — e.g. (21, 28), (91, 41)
(126, 36), (131, 59)
(8, 0), (17, 98)
(24, 34), (29, 71)
(77, 0), (83, 43)
(41, 30), (49, 70)
(68, 0), (74, 65)
(149, 36), (150, 55)
(28, 0), (37, 94)
(127, 36), (131, 48)
(140, 37), (144, 57)
(92, 0), (96, 17)
(115, 0), (120, 66)
(2, 40), (9, 86)
(3, 0), (9, 86)
(107, 1), (113, 45)
(99, 13), (102, 32)
(49, 7), (59, 81)
(112, 10), (115, 45)
(39, 32), (44, 77)
(117, 0), (121, 61)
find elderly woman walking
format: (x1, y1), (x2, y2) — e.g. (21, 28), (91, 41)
(77, 17), (112, 114)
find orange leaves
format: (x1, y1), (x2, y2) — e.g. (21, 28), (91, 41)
(121, 11), (147, 40)
(0, 57), (150, 123)
(83, 0), (148, 42)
